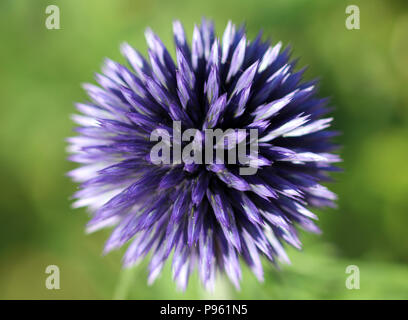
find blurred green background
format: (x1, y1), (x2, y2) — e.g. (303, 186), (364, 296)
(1, 0), (407, 299)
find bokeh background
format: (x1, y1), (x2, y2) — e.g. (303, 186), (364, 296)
(1, 0), (407, 299)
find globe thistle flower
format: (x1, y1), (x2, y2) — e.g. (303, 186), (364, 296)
(68, 19), (341, 291)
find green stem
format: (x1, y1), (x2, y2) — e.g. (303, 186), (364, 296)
(113, 267), (137, 300)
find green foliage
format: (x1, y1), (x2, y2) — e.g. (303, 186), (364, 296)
(0, 0), (407, 299)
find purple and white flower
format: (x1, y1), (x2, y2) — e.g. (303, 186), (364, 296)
(68, 19), (341, 291)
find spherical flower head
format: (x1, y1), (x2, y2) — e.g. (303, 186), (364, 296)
(68, 19), (341, 291)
